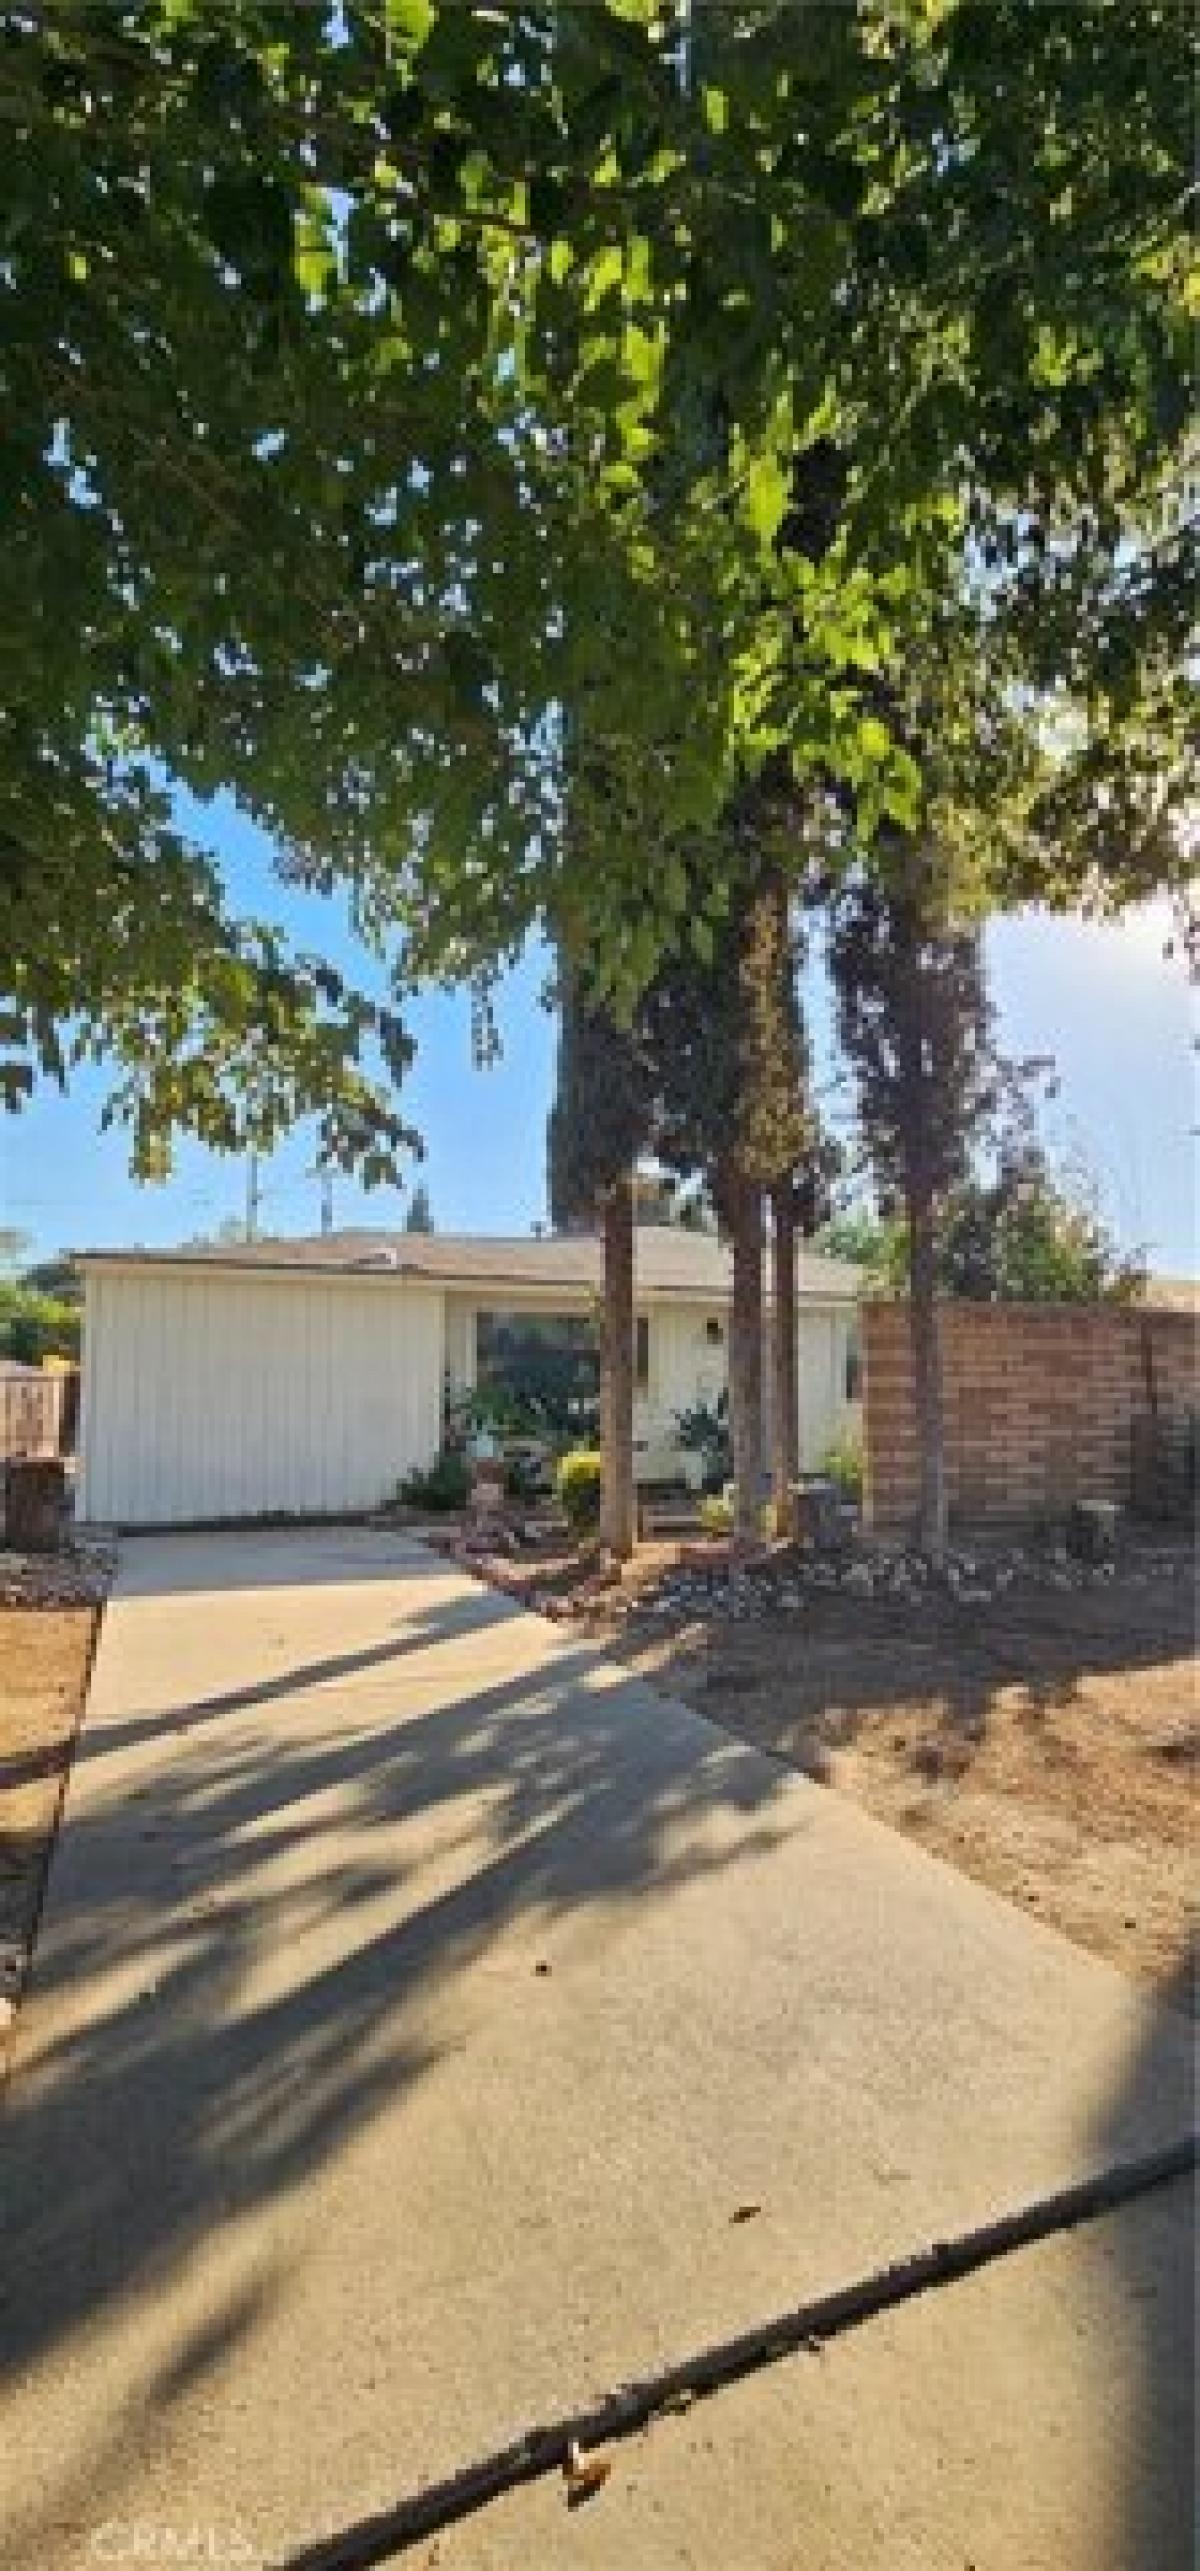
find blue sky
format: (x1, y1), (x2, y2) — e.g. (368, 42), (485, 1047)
(4, 795), (1196, 1273)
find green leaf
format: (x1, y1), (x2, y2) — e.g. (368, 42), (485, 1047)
(294, 211), (336, 299)
(745, 452), (789, 547)
(385, 0), (435, 55)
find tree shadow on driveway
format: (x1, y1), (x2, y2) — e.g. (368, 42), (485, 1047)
(0, 1574), (795, 2398)
(1, 1534), (1193, 2571)
(1096, 1936), (1196, 2571)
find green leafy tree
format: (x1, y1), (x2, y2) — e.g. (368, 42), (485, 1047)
(814, 1209), (896, 1282)
(939, 1145), (1144, 1305)
(819, 1159), (1141, 1305)
(0, 1282), (81, 1365)
(2, 0), (1193, 1195)
(17, 1254), (82, 1304)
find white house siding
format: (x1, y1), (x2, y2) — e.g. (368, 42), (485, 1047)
(792, 1306), (861, 1469)
(443, 1295), (477, 1396)
(650, 1300), (859, 1470)
(637, 1300), (726, 1450)
(79, 1267), (444, 1526)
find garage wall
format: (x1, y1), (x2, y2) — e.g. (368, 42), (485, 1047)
(78, 1267), (444, 1526)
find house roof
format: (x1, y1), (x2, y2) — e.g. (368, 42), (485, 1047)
(78, 1228), (862, 1306)
(1139, 1275), (1200, 1313)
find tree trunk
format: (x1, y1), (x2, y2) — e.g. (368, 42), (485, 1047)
(906, 1178), (947, 1559)
(771, 1180), (799, 1535)
(599, 1172), (636, 1558)
(728, 1173), (765, 1550)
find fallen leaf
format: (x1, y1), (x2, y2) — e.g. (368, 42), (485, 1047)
(564, 2440), (612, 2507)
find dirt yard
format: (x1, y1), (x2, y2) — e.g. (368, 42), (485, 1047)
(0, 1550), (109, 1994)
(456, 1529), (1197, 2012)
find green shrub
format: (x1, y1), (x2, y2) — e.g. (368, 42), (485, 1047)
(556, 1448), (603, 1537)
(398, 1449), (471, 1512)
(819, 1431), (864, 1503)
(698, 1489), (776, 1538)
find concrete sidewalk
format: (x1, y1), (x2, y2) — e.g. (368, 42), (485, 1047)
(0, 1529), (1193, 2571)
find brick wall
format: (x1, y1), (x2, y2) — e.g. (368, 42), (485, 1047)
(862, 1299), (1198, 1537)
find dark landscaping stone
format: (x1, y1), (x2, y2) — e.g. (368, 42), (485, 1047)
(1067, 1499), (1119, 1563)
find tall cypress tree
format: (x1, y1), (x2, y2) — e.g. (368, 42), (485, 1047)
(547, 956), (650, 1556)
(741, 873), (839, 1524)
(641, 813), (817, 1544)
(828, 846), (998, 1556)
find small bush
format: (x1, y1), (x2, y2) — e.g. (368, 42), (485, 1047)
(819, 1431), (864, 1504)
(699, 1489), (775, 1538)
(556, 1448), (603, 1537)
(398, 1449), (472, 1512)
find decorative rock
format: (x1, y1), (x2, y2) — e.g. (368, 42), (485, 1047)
(0, 1540), (113, 1608)
(1067, 1499), (1119, 1563)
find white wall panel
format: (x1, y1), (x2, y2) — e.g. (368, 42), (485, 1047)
(640, 1301), (860, 1469)
(443, 1296), (476, 1395)
(79, 1269), (444, 1526)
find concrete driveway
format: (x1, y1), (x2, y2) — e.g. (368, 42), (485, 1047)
(0, 1529), (1193, 2571)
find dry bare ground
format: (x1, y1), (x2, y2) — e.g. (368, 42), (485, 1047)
(0, 1551), (109, 2008)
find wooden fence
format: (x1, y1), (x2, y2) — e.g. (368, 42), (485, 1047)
(0, 1368), (78, 1463)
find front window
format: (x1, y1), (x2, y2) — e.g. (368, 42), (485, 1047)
(475, 1308), (599, 1435)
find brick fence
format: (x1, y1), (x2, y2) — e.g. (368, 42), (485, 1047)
(862, 1299), (1197, 1537)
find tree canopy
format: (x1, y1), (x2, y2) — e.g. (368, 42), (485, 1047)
(822, 1145), (1144, 1307)
(4, 1), (1195, 1168)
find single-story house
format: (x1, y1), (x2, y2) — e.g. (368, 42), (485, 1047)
(76, 1230), (862, 1527)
